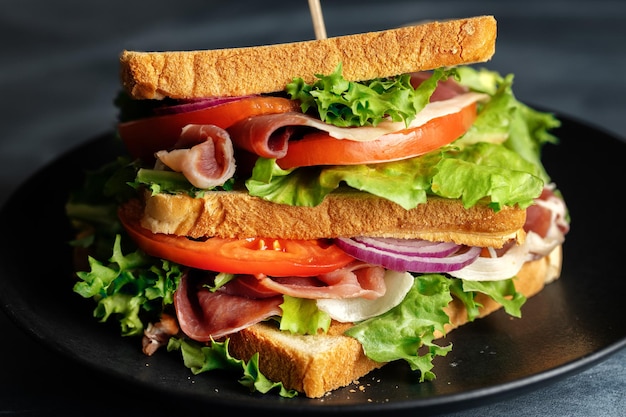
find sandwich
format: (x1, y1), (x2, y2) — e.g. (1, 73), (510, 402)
(66, 15), (570, 399)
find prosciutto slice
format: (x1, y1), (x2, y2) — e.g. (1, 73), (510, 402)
(174, 263), (387, 341)
(174, 273), (282, 341)
(142, 313), (179, 356)
(251, 262), (387, 300)
(523, 185), (569, 258)
(155, 124), (236, 189)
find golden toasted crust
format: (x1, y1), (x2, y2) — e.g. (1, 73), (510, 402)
(228, 246), (562, 398)
(228, 321), (384, 399)
(120, 16), (496, 99)
(135, 189), (526, 248)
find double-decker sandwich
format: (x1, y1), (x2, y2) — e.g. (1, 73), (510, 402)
(67, 15), (570, 398)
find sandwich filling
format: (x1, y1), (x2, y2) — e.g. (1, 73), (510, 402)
(68, 64), (569, 397)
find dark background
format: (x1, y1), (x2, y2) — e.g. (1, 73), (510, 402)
(0, 1), (624, 416)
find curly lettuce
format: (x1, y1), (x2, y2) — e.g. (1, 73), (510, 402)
(346, 274), (525, 381)
(286, 64), (455, 127)
(246, 141), (544, 211)
(73, 235), (181, 336)
(167, 337), (297, 397)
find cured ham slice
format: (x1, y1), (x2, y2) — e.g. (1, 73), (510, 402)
(174, 273), (283, 341)
(228, 112), (406, 159)
(524, 186), (570, 238)
(523, 185), (569, 258)
(174, 263), (387, 341)
(155, 124), (236, 189)
(252, 262), (387, 300)
(142, 313), (179, 355)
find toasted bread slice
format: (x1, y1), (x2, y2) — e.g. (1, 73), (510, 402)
(132, 189), (526, 248)
(120, 16), (496, 99)
(228, 245), (563, 398)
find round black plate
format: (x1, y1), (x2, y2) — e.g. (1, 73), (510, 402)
(0, 114), (624, 416)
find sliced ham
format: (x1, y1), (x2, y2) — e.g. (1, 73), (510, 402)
(524, 185), (569, 258)
(173, 263), (387, 341)
(251, 262), (387, 300)
(174, 273), (283, 341)
(227, 112), (410, 159)
(155, 124), (236, 189)
(524, 186), (570, 238)
(218, 275), (282, 299)
(142, 313), (179, 356)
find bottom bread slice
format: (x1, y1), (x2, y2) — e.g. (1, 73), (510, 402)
(229, 320), (383, 398)
(228, 246), (562, 398)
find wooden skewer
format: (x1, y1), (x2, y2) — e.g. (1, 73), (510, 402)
(308, 0), (327, 40)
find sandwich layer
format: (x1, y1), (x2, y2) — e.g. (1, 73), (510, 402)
(228, 245), (563, 398)
(135, 189), (526, 248)
(120, 15), (496, 99)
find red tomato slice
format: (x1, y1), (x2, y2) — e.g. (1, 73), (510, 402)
(118, 96), (300, 163)
(118, 209), (354, 277)
(276, 102), (477, 168)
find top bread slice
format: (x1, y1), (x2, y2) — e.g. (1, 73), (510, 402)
(120, 15), (496, 99)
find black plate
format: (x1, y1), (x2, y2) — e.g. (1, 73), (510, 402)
(0, 114), (625, 416)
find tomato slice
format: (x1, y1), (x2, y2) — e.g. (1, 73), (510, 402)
(276, 102), (477, 168)
(119, 209), (354, 277)
(118, 96), (300, 163)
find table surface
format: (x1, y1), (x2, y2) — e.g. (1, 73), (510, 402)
(1, 1), (625, 416)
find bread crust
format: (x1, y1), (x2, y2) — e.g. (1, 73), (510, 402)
(228, 246), (562, 398)
(135, 189), (526, 248)
(120, 16), (496, 99)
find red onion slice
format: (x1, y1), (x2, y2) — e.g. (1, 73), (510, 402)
(335, 237), (481, 273)
(352, 237), (460, 257)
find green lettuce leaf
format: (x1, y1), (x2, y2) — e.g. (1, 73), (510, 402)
(134, 168), (235, 196)
(344, 274), (527, 381)
(449, 277), (526, 321)
(286, 64), (455, 127)
(167, 337), (297, 397)
(448, 279), (482, 322)
(430, 142), (544, 210)
(245, 154), (434, 209)
(246, 141), (543, 211)
(73, 235), (182, 336)
(345, 274), (453, 382)
(455, 66), (561, 182)
(461, 279), (526, 318)
(280, 296), (331, 335)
